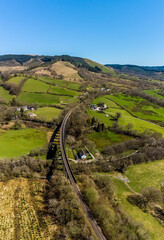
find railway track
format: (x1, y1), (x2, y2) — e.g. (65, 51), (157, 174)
(60, 110), (106, 240)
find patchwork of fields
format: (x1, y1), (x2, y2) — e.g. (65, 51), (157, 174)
(89, 92), (164, 239)
(1, 60), (164, 240)
(110, 94), (164, 123)
(0, 75), (81, 106)
(89, 94), (164, 137)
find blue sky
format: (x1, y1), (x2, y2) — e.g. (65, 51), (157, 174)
(0, 0), (163, 65)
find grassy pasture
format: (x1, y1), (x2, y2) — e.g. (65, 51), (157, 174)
(143, 89), (164, 99)
(0, 87), (13, 102)
(17, 92), (74, 105)
(85, 58), (116, 74)
(125, 159), (164, 192)
(37, 77), (81, 90)
(22, 78), (49, 93)
(49, 86), (79, 96)
(37, 76), (55, 84)
(89, 95), (164, 137)
(87, 130), (131, 150)
(34, 107), (61, 122)
(7, 76), (25, 85)
(0, 128), (46, 158)
(112, 178), (164, 240)
(110, 94), (164, 123)
(54, 79), (81, 90)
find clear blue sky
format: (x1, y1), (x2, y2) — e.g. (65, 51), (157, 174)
(0, 0), (164, 65)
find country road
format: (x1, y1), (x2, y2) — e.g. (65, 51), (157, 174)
(60, 110), (106, 240)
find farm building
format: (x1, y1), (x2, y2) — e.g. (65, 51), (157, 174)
(77, 149), (87, 160)
(90, 103), (108, 111)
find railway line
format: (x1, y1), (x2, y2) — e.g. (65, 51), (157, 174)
(59, 110), (106, 240)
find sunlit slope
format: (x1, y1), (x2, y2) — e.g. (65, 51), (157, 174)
(85, 58), (116, 75)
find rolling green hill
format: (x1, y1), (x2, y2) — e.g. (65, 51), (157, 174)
(1, 54), (164, 239)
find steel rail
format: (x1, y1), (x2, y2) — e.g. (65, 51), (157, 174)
(60, 110), (106, 240)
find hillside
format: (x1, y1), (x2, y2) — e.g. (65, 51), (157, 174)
(0, 54), (104, 73)
(105, 64), (164, 80)
(0, 55), (164, 239)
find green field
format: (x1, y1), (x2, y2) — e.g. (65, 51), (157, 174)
(38, 77), (81, 90)
(85, 58), (116, 74)
(143, 89), (164, 99)
(34, 107), (61, 121)
(65, 145), (74, 159)
(109, 94), (164, 123)
(7, 76), (25, 85)
(37, 76), (56, 84)
(112, 178), (164, 240)
(49, 86), (79, 96)
(87, 130), (131, 150)
(0, 128), (46, 158)
(89, 95), (164, 137)
(18, 92), (74, 105)
(125, 159), (164, 192)
(22, 78), (49, 93)
(54, 79), (81, 90)
(0, 87), (13, 102)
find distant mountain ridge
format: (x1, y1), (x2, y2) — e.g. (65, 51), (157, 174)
(0, 54), (164, 80)
(105, 64), (164, 79)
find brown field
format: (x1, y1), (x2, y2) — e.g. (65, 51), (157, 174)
(31, 67), (53, 77)
(51, 61), (83, 82)
(0, 178), (53, 240)
(31, 61), (83, 81)
(0, 66), (27, 72)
